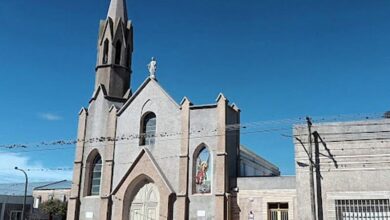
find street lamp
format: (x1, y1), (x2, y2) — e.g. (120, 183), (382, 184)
(15, 167), (28, 220)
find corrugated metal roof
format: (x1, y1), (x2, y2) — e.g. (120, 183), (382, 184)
(0, 182), (51, 196)
(0, 180), (71, 196)
(34, 180), (71, 190)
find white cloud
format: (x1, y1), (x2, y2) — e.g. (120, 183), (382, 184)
(0, 153), (72, 183)
(38, 113), (63, 121)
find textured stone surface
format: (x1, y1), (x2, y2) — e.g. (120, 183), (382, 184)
(294, 119), (390, 220)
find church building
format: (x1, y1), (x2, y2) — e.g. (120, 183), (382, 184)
(67, 1), (390, 219)
(66, 0), (281, 219)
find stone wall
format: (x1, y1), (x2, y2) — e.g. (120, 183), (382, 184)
(294, 119), (390, 220)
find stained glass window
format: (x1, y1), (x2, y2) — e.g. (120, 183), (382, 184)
(194, 147), (211, 194)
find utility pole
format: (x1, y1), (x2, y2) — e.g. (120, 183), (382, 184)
(314, 132), (324, 220)
(313, 131), (324, 220)
(15, 167), (28, 220)
(306, 117), (317, 220)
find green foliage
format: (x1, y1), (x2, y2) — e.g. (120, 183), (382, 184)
(39, 199), (67, 217)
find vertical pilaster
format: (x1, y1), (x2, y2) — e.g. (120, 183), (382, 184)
(176, 97), (191, 220)
(99, 106), (118, 220)
(67, 108), (88, 220)
(215, 94), (228, 220)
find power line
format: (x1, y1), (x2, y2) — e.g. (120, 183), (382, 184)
(1, 112), (383, 148)
(0, 113), (387, 154)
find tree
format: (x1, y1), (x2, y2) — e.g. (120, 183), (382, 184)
(39, 199), (67, 220)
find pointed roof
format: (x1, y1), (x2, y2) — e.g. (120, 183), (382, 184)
(107, 0), (128, 22)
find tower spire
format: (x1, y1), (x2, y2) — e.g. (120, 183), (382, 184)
(93, 0), (133, 98)
(107, 0), (128, 22)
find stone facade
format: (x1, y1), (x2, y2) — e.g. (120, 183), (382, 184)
(236, 177), (296, 220)
(66, 1), (268, 219)
(65, 1), (390, 220)
(294, 119), (390, 220)
(234, 118), (390, 220)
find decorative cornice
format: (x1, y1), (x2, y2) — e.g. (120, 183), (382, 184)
(95, 64), (130, 71)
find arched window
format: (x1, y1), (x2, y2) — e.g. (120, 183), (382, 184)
(193, 146), (212, 194)
(90, 154), (102, 196)
(115, 41), (122, 65)
(102, 39), (109, 64)
(140, 112), (156, 146)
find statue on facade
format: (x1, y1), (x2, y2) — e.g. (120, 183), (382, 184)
(148, 57), (157, 79)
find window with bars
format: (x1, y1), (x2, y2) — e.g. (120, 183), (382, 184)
(335, 199), (390, 220)
(140, 112), (156, 146)
(90, 155), (102, 196)
(268, 203), (289, 220)
(10, 211), (22, 220)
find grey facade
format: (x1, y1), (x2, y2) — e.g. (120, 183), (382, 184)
(64, 0), (390, 220)
(0, 196), (33, 220)
(66, 1), (275, 220)
(233, 118), (390, 220)
(294, 119), (390, 220)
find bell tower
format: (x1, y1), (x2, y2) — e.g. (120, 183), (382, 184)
(95, 0), (133, 98)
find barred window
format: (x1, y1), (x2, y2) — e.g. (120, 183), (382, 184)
(335, 199), (390, 220)
(140, 112), (156, 146)
(10, 211), (22, 220)
(90, 155), (102, 196)
(269, 203), (288, 220)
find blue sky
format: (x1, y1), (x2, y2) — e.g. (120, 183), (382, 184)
(0, 0), (390, 182)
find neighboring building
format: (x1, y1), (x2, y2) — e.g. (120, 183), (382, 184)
(0, 181), (70, 220)
(235, 118), (390, 220)
(33, 180), (72, 207)
(0, 182), (35, 220)
(236, 176), (296, 220)
(66, 1), (276, 220)
(294, 119), (390, 220)
(31, 180), (71, 220)
(239, 145), (280, 177)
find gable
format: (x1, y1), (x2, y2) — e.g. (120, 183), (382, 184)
(117, 77), (180, 116)
(113, 77), (182, 190)
(112, 148), (174, 195)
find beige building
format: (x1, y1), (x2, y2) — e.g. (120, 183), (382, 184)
(32, 180), (71, 209)
(31, 180), (71, 220)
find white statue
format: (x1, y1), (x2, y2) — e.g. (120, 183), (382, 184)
(147, 57), (157, 79)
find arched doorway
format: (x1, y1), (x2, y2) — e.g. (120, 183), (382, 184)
(129, 182), (160, 220)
